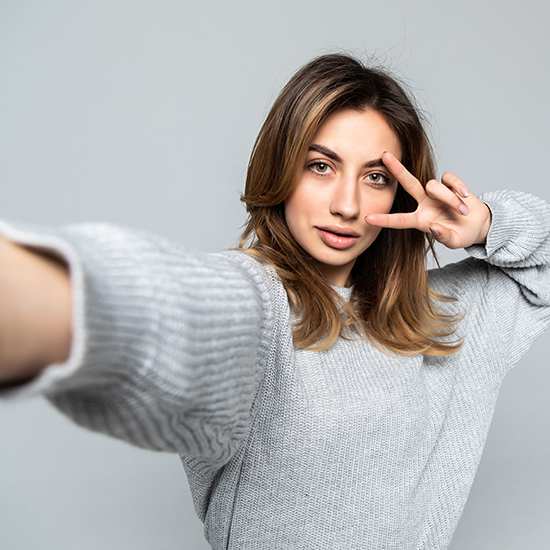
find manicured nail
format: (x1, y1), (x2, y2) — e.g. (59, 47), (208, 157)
(460, 186), (470, 198)
(458, 204), (470, 216)
(429, 226), (440, 238)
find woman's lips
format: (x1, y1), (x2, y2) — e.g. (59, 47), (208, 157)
(317, 227), (359, 249)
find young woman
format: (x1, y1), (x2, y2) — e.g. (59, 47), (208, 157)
(1, 54), (549, 549)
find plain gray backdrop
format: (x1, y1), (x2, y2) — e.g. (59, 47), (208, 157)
(1, 1), (549, 548)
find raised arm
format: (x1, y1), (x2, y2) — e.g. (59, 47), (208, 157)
(367, 153), (550, 369)
(0, 237), (71, 385)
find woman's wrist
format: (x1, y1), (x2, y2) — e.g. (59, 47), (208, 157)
(473, 202), (493, 245)
(0, 237), (72, 384)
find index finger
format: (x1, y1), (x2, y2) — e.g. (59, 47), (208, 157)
(382, 152), (425, 203)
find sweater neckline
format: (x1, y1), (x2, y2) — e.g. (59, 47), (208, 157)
(332, 285), (352, 300)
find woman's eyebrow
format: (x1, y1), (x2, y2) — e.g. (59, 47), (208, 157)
(308, 145), (385, 170)
(308, 144), (342, 163)
(363, 159), (385, 169)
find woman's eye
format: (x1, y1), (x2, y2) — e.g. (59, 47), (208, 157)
(310, 162), (332, 175)
(368, 172), (389, 186)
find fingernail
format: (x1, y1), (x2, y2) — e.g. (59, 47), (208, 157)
(458, 204), (470, 216)
(429, 226), (440, 238)
(460, 186), (470, 198)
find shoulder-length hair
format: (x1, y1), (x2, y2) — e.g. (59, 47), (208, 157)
(239, 53), (461, 355)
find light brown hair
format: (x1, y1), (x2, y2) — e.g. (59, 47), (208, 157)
(240, 53), (461, 355)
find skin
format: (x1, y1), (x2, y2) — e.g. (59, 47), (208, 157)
(0, 237), (71, 384)
(285, 108), (492, 287)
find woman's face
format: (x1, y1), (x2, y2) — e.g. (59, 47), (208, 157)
(284, 108), (402, 287)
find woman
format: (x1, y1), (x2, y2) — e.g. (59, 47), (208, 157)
(1, 54), (549, 549)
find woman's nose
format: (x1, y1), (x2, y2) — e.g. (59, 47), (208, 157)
(330, 177), (360, 220)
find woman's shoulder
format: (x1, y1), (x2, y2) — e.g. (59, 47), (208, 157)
(216, 248), (292, 332)
(216, 249), (287, 299)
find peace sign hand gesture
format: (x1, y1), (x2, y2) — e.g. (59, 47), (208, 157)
(366, 152), (492, 250)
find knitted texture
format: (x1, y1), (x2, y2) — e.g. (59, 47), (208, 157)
(2, 190), (550, 549)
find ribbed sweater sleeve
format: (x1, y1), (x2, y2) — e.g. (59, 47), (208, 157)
(0, 222), (270, 463)
(433, 189), (550, 370)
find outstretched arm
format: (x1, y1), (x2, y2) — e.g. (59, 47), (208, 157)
(0, 223), (268, 459)
(366, 151), (492, 249)
(0, 237), (71, 385)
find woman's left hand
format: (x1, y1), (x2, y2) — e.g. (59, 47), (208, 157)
(365, 152), (492, 250)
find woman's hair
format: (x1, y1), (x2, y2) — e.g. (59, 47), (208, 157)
(239, 53), (461, 355)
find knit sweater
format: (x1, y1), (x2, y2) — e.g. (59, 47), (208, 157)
(2, 190), (550, 550)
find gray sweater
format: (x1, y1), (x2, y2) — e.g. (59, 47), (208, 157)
(3, 190), (550, 549)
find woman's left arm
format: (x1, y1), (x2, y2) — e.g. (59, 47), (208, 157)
(367, 153), (550, 367)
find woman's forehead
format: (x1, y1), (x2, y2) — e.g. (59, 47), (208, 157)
(310, 109), (402, 162)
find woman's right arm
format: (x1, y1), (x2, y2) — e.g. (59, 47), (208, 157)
(0, 223), (270, 465)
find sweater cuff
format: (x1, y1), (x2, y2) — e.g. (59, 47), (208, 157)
(465, 190), (550, 266)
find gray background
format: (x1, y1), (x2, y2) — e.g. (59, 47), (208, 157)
(0, 0), (549, 548)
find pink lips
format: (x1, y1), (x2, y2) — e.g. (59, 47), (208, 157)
(317, 226), (359, 249)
